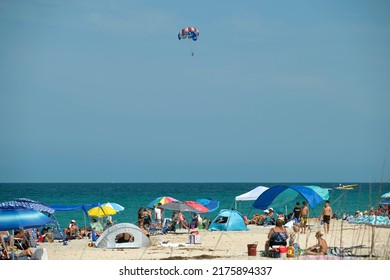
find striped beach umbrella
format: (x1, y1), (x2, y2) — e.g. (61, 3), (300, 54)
(147, 196), (179, 208)
(102, 202), (125, 212)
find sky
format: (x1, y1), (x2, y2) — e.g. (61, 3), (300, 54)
(0, 0), (389, 183)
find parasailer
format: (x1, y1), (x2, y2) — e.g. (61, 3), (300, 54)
(178, 27), (199, 56)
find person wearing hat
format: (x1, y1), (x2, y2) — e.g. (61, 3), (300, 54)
(64, 220), (79, 237)
(305, 231), (328, 255)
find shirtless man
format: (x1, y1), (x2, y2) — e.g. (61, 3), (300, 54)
(299, 201), (309, 234)
(306, 231), (328, 255)
(321, 200), (333, 234)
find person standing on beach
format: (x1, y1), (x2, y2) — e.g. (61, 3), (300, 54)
(292, 202), (301, 224)
(154, 204), (162, 227)
(321, 200), (332, 234)
(299, 201), (309, 234)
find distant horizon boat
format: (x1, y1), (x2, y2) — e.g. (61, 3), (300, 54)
(336, 184), (358, 190)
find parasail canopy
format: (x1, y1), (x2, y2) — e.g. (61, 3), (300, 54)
(178, 27), (200, 41)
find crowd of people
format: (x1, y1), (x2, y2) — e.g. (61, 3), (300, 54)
(137, 204), (211, 237)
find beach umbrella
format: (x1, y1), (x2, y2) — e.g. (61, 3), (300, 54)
(102, 202), (125, 212)
(160, 201), (208, 213)
(0, 198), (55, 215)
(87, 206), (117, 217)
(147, 196), (179, 208)
(0, 208), (53, 260)
(184, 201), (209, 213)
(0, 208), (53, 231)
(196, 198), (219, 213)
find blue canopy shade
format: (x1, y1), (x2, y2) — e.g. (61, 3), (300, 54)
(0, 209), (53, 231)
(252, 185), (329, 210)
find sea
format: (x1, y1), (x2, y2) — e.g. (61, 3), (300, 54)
(0, 182), (389, 230)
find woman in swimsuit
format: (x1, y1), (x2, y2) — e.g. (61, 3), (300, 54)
(264, 219), (289, 255)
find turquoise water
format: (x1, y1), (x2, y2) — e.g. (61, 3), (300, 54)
(0, 182), (389, 229)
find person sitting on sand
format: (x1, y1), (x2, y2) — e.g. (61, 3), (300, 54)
(0, 231), (12, 247)
(264, 219), (289, 256)
(178, 211), (188, 229)
(90, 218), (104, 235)
(64, 220), (81, 239)
(305, 231), (328, 255)
(0, 232), (10, 260)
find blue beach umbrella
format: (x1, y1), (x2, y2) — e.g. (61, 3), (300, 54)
(0, 208), (53, 260)
(0, 209), (53, 231)
(196, 198), (219, 213)
(0, 198), (55, 214)
(102, 202), (125, 212)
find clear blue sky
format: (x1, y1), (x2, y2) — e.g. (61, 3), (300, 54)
(1, 0), (389, 182)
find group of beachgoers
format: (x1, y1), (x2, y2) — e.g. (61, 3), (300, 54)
(0, 228), (41, 260)
(260, 200), (390, 257)
(137, 204), (211, 237)
(259, 200), (333, 257)
(342, 204), (390, 221)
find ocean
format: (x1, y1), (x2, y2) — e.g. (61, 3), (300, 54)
(0, 182), (389, 229)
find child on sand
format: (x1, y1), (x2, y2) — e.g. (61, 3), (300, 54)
(299, 201), (309, 234)
(305, 231), (328, 255)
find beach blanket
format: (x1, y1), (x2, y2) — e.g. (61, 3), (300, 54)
(327, 246), (370, 258)
(299, 245), (370, 259)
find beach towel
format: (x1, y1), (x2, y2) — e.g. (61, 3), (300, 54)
(327, 246), (370, 258)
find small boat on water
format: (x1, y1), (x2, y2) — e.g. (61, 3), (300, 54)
(336, 184), (358, 190)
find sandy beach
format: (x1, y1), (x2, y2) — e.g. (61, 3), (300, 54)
(36, 219), (390, 260)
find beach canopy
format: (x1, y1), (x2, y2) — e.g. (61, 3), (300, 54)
(235, 186), (269, 201)
(252, 185), (329, 210)
(208, 209), (248, 231)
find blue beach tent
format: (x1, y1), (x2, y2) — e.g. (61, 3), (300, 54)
(208, 209), (248, 231)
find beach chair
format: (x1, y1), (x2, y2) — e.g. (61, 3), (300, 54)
(148, 223), (163, 235)
(162, 218), (176, 234)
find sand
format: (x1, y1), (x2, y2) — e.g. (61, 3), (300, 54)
(37, 220), (390, 260)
